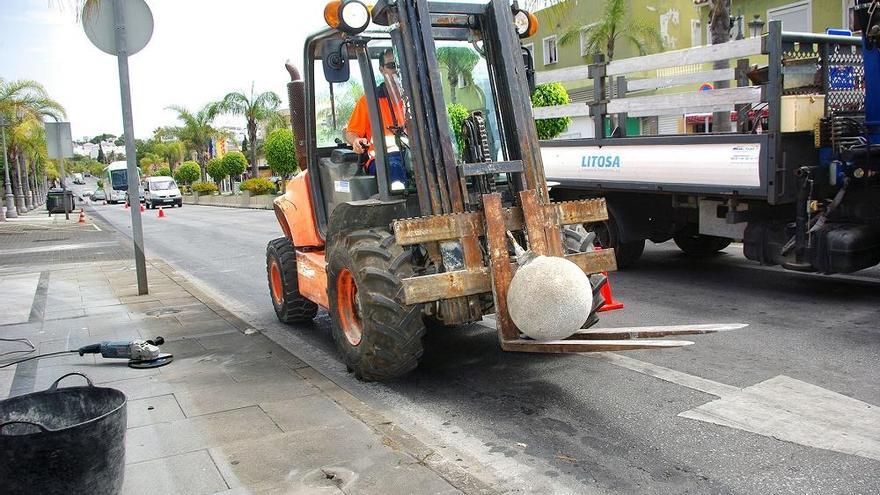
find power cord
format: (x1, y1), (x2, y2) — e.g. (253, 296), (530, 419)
(0, 337), (36, 358)
(0, 350), (77, 369)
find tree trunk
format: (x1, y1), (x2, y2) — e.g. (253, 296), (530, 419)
(449, 76), (458, 104)
(21, 155), (33, 210)
(248, 120), (258, 178)
(710, 0), (732, 133)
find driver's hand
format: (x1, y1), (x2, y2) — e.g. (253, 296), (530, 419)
(352, 138), (369, 154)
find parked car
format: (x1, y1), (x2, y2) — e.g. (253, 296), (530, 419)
(92, 190), (106, 201)
(143, 176), (183, 208)
(83, 190), (94, 199)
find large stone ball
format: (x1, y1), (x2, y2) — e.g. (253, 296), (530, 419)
(506, 255), (593, 341)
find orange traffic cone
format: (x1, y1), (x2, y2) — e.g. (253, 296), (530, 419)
(157, 206), (165, 218)
(139, 203), (145, 212)
(78, 209), (86, 224)
(124, 201), (129, 209)
(592, 246), (624, 312)
(597, 274), (624, 312)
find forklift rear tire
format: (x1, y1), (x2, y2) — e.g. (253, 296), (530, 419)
(588, 214), (644, 269)
(266, 237), (318, 323)
(673, 227), (732, 257)
(328, 228), (425, 381)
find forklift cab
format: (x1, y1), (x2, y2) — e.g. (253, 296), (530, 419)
(295, 0), (539, 239)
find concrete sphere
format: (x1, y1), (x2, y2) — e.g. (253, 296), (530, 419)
(506, 255), (593, 341)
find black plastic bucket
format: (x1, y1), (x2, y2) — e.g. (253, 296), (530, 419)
(0, 373), (128, 495)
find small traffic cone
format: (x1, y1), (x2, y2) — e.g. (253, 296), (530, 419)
(157, 206), (165, 218)
(139, 203), (145, 212)
(124, 201), (129, 209)
(597, 274), (624, 312)
(592, 246), (624, 312)
(78, 209), (86, 224)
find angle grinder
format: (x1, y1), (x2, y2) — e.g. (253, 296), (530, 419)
(76, 337), (173, 368)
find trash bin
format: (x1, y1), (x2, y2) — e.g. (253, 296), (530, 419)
(0, 373), (127, 495)
(46, 188), (75, 215)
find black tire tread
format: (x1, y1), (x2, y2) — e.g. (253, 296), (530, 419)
(266, 237), (318, 323)
(328, 229), (425, 381)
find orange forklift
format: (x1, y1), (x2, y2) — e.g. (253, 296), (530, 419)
(267, 0), (737, 381)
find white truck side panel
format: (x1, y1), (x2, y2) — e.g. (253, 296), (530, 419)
(542, 143), (762, 188)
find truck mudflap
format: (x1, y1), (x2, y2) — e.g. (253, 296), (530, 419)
(393, 189), (748, 352)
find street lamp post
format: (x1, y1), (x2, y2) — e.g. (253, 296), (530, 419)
(0, 116), (15, 219)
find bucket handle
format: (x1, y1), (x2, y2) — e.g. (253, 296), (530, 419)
(48, 372), (94, 391)
(0, 420), (50, 434)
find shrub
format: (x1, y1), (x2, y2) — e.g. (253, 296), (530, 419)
(264, 128), (299, 178)
(174, 161), (201, 185)
(446, 103), (469, 155)
(96, 179), (104, 189)
(239, 177), (276, 196)
(206, 157), (227, 183)
(155, 166), (172, 177)
(191, 181), (218, 194)
(222, 151), (248, 179)
(531, 83), (572, 140)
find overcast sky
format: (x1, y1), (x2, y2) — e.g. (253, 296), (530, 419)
(1, 0), (327, 140)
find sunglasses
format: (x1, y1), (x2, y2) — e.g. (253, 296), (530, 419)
(382, 62), (398, 70)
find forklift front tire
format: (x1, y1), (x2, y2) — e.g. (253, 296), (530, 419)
(327, 229), (425, 381)
(266, 237), (318, 323)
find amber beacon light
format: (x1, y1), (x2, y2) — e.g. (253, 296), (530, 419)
(512, 8), (538, 38)
(324, 0), (372, 34)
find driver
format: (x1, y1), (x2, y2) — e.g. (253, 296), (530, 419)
(344, 49), (408, 187)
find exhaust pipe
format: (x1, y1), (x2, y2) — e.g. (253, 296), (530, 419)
(285, 61), (308, 170)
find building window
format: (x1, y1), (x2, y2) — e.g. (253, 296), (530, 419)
(691, 19), (702, 47)
(578, 23), (598, 56)
(543, 35), (557, 65)
(767, 1), (811, 33)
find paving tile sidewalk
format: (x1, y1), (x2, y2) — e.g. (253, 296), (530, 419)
(0, 216), (495, 494)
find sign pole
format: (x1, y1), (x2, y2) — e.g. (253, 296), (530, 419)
(56, 124), (70, 220)
(113, 0), (148, 295)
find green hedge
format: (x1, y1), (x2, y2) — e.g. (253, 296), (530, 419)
(240, 177), (276, 196)
(191, 181), (218, 194)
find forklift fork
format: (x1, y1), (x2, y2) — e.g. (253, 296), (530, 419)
(394, 190), (747, 353)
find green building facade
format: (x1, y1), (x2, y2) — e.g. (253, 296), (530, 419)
(523, 0), (854, 138)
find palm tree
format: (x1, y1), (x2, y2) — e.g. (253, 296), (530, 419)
(556, 0), (662, 62)
(165, 103), (222, 181)
(437, 47), (479, 104)
(216, 83), (281, 177)
(0, 78), (65, 212)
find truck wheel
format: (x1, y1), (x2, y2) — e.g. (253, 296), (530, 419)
(588, 215), (644, 269)
(674, 228), (732, 257)
(327, 228), (425, 381)
(266, 237), (318, 323)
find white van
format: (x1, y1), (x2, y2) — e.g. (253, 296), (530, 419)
(143, 176), (183, 209)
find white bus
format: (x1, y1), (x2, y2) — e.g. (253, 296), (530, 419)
(103, 161), (141, 204)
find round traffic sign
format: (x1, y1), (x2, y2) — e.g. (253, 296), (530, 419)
(82, 0), (153, 56)
(699, 83), (714, 92)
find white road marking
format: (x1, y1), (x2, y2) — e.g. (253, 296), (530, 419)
(680, 375), (880, 462)
(591, 353), (880, 462)
(591, 353), (740, 397)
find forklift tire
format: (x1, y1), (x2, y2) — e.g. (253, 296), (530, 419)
(587, 215), (644, 269)
(266, 237), (318, 323)
(562, 225), (606, 328)
(673, 227), (732, 257)
(327, 228), (425, 381)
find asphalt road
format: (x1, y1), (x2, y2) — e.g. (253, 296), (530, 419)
(80, 186), (880, 495)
